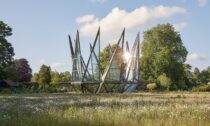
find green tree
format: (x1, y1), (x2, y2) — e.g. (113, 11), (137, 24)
(183, 64), (195, 88)
(193, 67), (201, 84)
(157, 74), (172, 90)
(4, 63), (19, 81)
(51, 71), (61, 83)
(0, 21), (14, 80)
(200, 69), (209, 84)
(207, 67), (210, 74)
(192, 67), (210, 85)
(60, 71), (71, 82)
(32, 73), (39, 82)
(50, 71), (71, 84)
(140, 23), (188, 89)
(207, 66), (210, 82)
(38, 65), (51, 88)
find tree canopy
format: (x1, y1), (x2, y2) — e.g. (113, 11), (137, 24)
(14, 58), (32, 82)
(51, 71), (71, 84)
(140, 23), (188, 89)
(0, 21), (14, 80)
(38, 65), (51, 88)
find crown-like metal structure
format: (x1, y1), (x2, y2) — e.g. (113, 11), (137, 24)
(68, 28), (140, 94)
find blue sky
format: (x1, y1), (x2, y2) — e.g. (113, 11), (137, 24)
(0, 0), (209, 73)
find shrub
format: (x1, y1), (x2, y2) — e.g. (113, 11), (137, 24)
(47, 86), (57, 93)
(147, 83), (157, 91)
(148, 76), (155, 83)
(192, 84), (210, 92)
(0, 88), (12, 94)
(157, 74), (172, 90)
(170, 84), (178, 90)
(177, 79), (187, 90)
(57, 87), (68, 92)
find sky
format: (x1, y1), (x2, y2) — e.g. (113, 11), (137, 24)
(0, 0), (209, 73)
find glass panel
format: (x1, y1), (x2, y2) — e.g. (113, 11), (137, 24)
(83, 32), (101, 82)
(105, 46), (123, 81)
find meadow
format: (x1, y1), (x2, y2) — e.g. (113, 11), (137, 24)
(0, 92), (210, 126)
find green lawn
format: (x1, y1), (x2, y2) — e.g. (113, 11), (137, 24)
(0, 92), (210, 126)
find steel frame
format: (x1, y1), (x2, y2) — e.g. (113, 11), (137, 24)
(68, 28), (140, 93)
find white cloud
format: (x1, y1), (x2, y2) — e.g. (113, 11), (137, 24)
(76, 14), (95, 24)
(187, 53), (208, 61)
(76, 6), (187, 40)
(50, 62), (67, 69)
(197, 0), (208, 7)
(173, 22), (188, 31)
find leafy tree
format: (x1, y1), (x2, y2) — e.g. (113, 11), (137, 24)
(183, 64), (192, 78)
(4, 63), (19, 81)
(157, 74), (172, 90)
(183, 64), (195, 88)
(0, 21), (14, 80)
(207, 66), (210, 74)
(200, 70), (209, 84)
(32, 73), (39, 82)
(60, 71), (71, 82)
(193, 67), (201, 84)
(51, 71), (71, 84)
(140, 23), (188, 89)
(51, 71), (61, 83)
(0, 21), (12, 37)
(192, 67), (210, 85)
(14, 58), (32, 82)
(38, 65), (51, 88)
(207, 66), (210, 82)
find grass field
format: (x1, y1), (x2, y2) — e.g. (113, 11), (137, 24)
(0, 92), (210, 126)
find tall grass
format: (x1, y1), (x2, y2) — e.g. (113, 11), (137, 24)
(0, 92), (210, 126)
